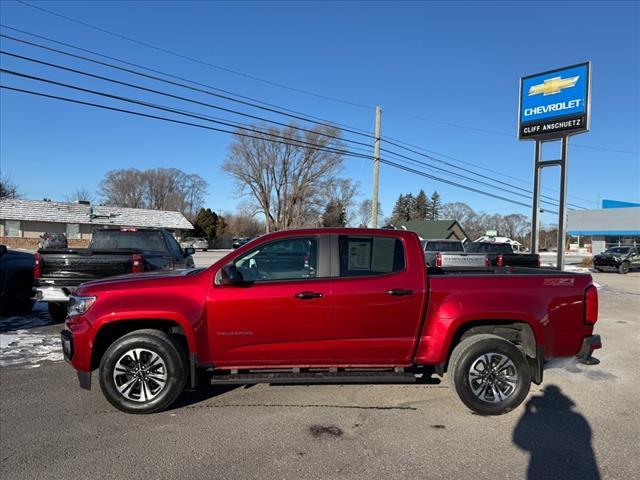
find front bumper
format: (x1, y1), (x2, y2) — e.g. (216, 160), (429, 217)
(576, 335), (602, 360)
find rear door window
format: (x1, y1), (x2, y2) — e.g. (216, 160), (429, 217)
(424, 241), (464, 252)
(338, 235), (405, 277)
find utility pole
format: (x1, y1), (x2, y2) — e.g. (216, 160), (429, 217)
(371, 105), (382, 228)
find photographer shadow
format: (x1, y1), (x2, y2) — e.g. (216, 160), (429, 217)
(513, 385), (600, 480)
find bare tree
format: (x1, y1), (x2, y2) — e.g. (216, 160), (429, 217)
(64, 188), (95, 203)
(0, 175), (19, 199)
(357, 199), (383, 227)
(99, 168), (148, 209)
(99, 168), (208, 217)
(223, 123), (346, 232)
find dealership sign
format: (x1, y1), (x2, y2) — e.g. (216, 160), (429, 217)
(518, 62), (590, 139)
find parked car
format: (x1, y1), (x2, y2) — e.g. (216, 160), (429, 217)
(34, 228), (196, 322)
(466, 241), (540, 268)
(179, 237), (209, 251)
(232, 237), (251, 249)
(61, 228), (600, 415)
(0, 245), (34, 315)
(38, 232), (68, 250)
(421, 239), (488, 268)
(593, 246), (640, 274)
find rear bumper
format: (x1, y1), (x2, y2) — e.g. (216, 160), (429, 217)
(576, 335), (602, 359)
(33, 286), (76, 302)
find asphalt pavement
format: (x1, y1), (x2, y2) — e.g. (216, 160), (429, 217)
(1, 270), (638, 480)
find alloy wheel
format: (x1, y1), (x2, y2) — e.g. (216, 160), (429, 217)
(467, 352), (519, 403)
(113, 348), (168, 402)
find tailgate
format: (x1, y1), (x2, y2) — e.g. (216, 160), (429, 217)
(40, 251), (134, 281)
(440, 253), (487, 267)
(503, 254), (540, 267)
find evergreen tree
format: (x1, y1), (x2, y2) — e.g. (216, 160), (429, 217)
(413, 189), (430, 220)
(429, 191), (442, 220)
(391, 194), (406, 224)
(403, 193), (416, 221)
(193, 208), (219, 244)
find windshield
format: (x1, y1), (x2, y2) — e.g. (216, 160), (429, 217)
(424, 241), (464, 252)
(467, 242), (513, 253)
(90, 231), (166, 252)
(605, 247), (630, 254)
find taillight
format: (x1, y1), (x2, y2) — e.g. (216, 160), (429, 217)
(584, 285), (598, 325)
(33, 252), (41, 279)
(132, 253), (144, 273)
(497, 254), (504, 267)
(435, 252), (443, 268)
(484, 256), (490, 267)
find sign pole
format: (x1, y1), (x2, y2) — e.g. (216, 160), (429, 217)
(556, 136), (569, 270)
(371, 105), (382, 228)
(530, 140), (542, 253)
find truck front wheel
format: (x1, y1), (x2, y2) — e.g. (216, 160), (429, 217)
(99, 329), (187, 414)
(48, 302), (67, 323)
(448, 334), (531, 415)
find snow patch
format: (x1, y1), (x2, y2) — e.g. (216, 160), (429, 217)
(0, 332), (64, 367)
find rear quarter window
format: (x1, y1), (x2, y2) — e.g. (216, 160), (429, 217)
(338, 235), (405, 277)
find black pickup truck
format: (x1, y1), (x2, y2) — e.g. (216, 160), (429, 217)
(33, 228), (195, 321)
(0, 245), (34, 315)
(466, 241), (540, 268)
(593, 246), (640, 274)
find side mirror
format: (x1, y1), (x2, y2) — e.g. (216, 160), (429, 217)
(221, 264), (243, 285)
(184, 247), (196, 256)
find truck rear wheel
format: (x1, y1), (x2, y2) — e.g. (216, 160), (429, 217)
(448, 334), (531, 415)
(48, 302), (67, 323)
(99, 329), (187, 414)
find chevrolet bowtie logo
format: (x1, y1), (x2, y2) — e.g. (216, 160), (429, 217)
(528, 75), (580, 96)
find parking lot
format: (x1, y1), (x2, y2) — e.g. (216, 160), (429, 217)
(1, 263), (638, 479)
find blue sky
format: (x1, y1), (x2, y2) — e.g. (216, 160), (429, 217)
(1, 0), (638, 224)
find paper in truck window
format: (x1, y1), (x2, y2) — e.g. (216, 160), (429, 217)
(347, 241), (371, 270)
(371, 237), (395, 272)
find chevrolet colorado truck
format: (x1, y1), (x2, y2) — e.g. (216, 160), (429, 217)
(61, 228), (601, 415)
(34, 228), (195, 322)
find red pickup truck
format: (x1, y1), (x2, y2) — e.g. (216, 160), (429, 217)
(61, 228), (601, 415)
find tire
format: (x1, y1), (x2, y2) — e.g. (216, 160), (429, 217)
(202, 249), (208, 252)
(48, 302), (68, 323)
(99, 329), (187, 414)
(448, 334), (531, 415)
(3, 272), (34, 315)
(619, 262), (630, 274)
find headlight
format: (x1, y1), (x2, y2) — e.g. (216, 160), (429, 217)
(67, 296), (97, 316)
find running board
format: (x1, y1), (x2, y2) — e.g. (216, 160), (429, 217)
(210, 370), (416, 385)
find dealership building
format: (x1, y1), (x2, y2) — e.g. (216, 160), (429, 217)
(567, 200), (640, 254)
(0, 198), (193, 249)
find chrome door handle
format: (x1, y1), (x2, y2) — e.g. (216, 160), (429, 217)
(294, 291), (323, 300)
(386, 289), (414, 296)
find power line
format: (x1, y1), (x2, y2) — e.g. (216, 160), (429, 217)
(380, 140), (587, 210)
(0, 28), (604, 208)
(0, 49), (373, 150)
(382, 109), (639, 156)
(380, 135), (599, 206)
(0, 84), (549, 213)
(0, 69), (372, 160)
(14, 0), (375, 110)
(7, 5), (636, 157)
(0, 31), (375, 141)
(1, 60), (567, 210)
